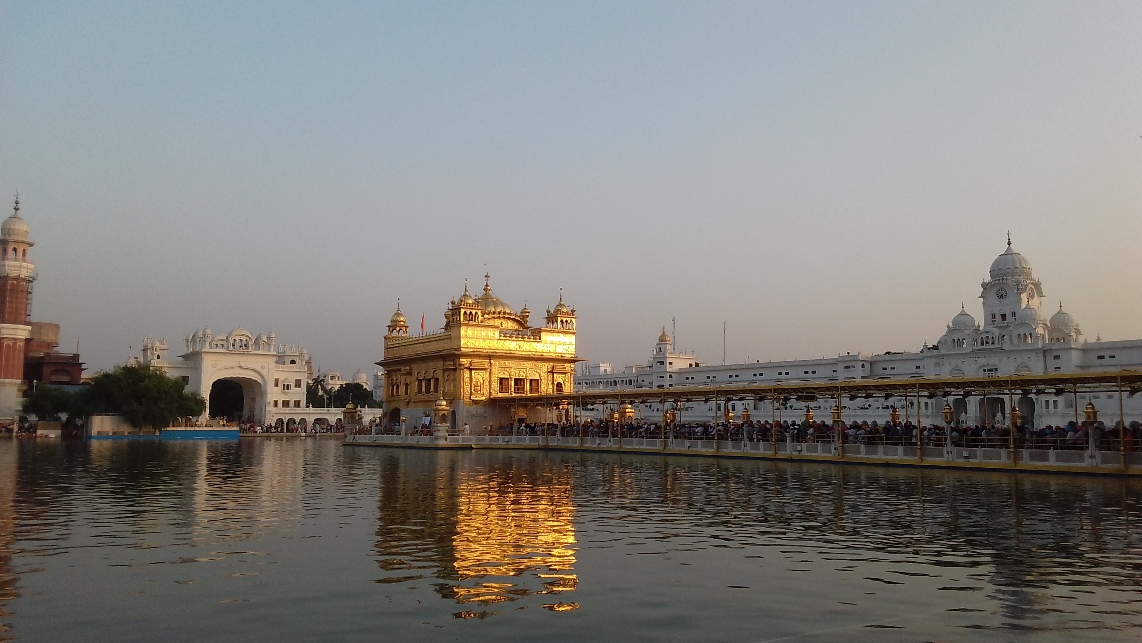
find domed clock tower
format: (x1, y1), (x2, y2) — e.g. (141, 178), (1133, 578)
(979, 235), (1045, 344)
(0, 196), (34, 417)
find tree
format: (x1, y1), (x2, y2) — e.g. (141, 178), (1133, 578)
(77, 363), (206, 429)
(332, 382), (377, 408)
(306, 377), (331, 408)
(22, 384), (78, 421)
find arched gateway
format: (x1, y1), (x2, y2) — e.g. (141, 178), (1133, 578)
(136, 328), (309, 425)
(208, 376), (265, 422)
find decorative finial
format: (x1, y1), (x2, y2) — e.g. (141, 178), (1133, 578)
(484, 272), (491, 293)
(396, 297), (401, 311)
(12, 190), (19, 215)
(1007, 230), (1011, 247)
(961, 302), (965, 311)
(559, 287), (563, 303)
(463, 278), (469, 294)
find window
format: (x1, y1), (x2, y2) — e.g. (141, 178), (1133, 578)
(513, 378), (525, 394)
(293, 400), (301, 408)
(294, 379), (302, 387)
(274, 378), (280, 386)
(282, 382), (291, 391)
(1097, 355), (1105, 360)
(1053, 355), (1061, 360)
(555, 382), (564, 393)
(528, 379), (540, 394)
(181, 376), (190, 385)
(499, 378), (510, 394)
(273, 400), (279, 408)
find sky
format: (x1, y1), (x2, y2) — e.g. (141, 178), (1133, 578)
(1, 1), (1140, 376)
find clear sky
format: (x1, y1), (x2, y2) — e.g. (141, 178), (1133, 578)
(1, 1), (1140, 376)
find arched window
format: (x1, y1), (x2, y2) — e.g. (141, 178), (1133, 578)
(555, 382), (564, 393)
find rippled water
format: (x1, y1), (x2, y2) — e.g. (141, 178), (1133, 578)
(1, 438), (1140, 642)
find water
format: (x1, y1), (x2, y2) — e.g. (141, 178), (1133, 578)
(1, 439), (1140, 642)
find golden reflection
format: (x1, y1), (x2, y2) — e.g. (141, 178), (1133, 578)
(374, 453), (579, 609)
(443, 469), (578, 604)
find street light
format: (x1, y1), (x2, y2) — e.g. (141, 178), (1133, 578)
(942, 403), (954, 448)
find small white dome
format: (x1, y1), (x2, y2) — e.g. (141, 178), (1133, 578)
(1050, 304), (1076, 331)
(989, 241), (1032, 280)
(950, 306), (977, 331)
(1, 197), (30, 243)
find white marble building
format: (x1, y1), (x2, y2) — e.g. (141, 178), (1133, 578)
(137, 328), (310, 423)
(579, 240), (1142, 426)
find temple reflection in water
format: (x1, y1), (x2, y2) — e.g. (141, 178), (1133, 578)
(372, 449), (578, 608)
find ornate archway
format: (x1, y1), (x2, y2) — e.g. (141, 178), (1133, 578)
(207, 376), (265, 423)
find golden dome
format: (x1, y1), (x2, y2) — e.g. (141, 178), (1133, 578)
(478, 273), (515, 315)
(457, 280), (477, 307)
(344, 401), (357, 411)
(658, 327), (671, 344)
(551, 289), (572, 315)
(389, 302), (407, 326)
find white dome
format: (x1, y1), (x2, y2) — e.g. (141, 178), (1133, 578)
(989, 242), (1032, 279)
(950, 306), (977, 331)
(1050, 304), (1076, 331)
(1, 197), (30, 243)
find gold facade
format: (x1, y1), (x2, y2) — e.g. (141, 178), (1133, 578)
(379, 274), (578, 426)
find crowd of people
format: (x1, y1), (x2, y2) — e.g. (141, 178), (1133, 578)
(238, 417), (345, 434)
(374, 417), (1142, 452)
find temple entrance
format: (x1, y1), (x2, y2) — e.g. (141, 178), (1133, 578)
(208, 376), (264, 422)
(387, 407), (401, 429)
(209, 380), (244, 420)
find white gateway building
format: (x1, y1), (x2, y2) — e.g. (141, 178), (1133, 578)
(579, 239), (1142, 426)
(137, 328), (310, 423)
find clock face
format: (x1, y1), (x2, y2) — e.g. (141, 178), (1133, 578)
(995, 287), (1008, 300)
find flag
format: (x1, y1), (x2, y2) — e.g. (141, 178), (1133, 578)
(420, 313), (425, 333)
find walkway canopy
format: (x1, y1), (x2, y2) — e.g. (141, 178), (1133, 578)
(495, 370), (1142, 410)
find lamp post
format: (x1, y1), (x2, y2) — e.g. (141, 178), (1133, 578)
(1084, 401), (1098, 457)
(831, 403), (842, 456)
(942, 403), (954, 449)
(889, 406), (901, 426)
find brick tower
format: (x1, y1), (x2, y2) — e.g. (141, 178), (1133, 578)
(0, 196), (34, 418)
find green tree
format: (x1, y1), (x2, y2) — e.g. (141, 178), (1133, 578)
(77, 363), (206, 429)
(306, 377), (331, 408)
(331, 382), (377, 408)
(22, 384), (78, 421)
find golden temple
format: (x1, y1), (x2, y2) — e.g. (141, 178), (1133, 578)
(378, 274), (578, 431)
